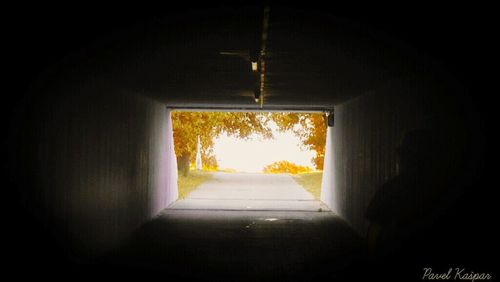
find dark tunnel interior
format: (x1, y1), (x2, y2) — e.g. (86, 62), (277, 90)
(4, 3), (497, 281)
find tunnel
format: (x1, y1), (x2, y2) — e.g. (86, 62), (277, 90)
(6, 4), (495, 281)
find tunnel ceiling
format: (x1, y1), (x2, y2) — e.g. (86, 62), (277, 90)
(62, 6), (425, 110)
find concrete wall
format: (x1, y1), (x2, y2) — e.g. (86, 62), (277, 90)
(16, 79), (178, 257)
(321, 75), (469, 235)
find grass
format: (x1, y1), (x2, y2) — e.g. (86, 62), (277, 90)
(291, 171), (323, 200)
(177, 170), (214, 199)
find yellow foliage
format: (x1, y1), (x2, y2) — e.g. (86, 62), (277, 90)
(202, 164), (219, 171)
(262, 160), (313, 174)
(171, 111), (274, 172)
(188, 163), (218, 172)
(271, 113), (327, 169)
(172, 111), (327, 173)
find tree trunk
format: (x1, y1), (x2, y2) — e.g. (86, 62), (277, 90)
(177, 153), (191, 176)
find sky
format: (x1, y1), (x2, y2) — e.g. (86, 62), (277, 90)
(213, 127), (315, 173)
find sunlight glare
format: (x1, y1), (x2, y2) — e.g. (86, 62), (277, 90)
(213, 128), (315, 173)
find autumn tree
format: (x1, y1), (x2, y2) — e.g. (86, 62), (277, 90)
(171, 111), (327, 175)
(262, 160), (312, 174)
(171, 112), (273, 175)
(271, 113), (327, 169)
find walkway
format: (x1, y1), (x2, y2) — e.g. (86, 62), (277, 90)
(168, 172), (328, 211)
(98, 172), (365, 281)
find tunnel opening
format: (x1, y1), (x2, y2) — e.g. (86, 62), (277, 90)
(168, 109), (330, 213)
(98, 109), (367, 278)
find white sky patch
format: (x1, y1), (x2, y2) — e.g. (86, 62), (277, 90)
(213, 127), (315, 173)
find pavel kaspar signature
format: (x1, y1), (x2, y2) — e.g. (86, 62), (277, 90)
(422, 268), (492, 281)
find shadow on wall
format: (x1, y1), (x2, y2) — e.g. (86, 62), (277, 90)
(320, 72), (474, 261)
(365, 128), (455, 255)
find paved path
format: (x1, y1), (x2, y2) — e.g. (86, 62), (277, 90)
(168, 172), (328, 211)
(103, 209), (364, 281)
(100, 173), (363, 280)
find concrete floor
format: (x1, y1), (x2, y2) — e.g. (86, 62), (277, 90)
(100, 210), (365, 281)
(168, 172), (328, 211)
(96, 173), (365, 281)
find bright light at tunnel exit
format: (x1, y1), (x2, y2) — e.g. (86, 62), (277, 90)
(213, 123), (316, 173)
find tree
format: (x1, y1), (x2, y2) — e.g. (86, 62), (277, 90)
(171, 112), (327, 175)
(262, 160), (313, 174)
(271, 113), (327, 169)
(171, 112), (273, 175)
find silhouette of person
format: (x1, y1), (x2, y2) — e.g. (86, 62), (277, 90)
(365, 129), (449, 255)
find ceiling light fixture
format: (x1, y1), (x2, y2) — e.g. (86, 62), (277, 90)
(254, 88), (261, 103)
(251, 61), (258, 72)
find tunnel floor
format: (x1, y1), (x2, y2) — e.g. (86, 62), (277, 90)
(169, 172), (329, 211)
(92, 173), (365, 281)
(98, 209), (365, 281)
